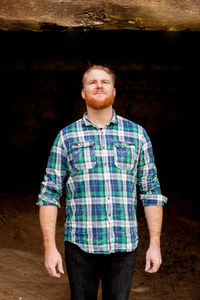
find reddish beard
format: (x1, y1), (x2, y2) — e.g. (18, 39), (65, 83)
(85, 92), (115, 109)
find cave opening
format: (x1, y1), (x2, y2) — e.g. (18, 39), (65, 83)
(1, 30), (198, 199)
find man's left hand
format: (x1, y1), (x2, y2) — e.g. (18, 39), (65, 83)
(145, 245), (162, 273)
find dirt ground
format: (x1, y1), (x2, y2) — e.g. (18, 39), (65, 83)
(0, 187), (199, 300)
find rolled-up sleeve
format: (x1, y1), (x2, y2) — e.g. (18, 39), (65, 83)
(37, 131), (68, 208)
(137, 128), (168, 207)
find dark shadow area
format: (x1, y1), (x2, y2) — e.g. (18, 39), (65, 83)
(1, 30), (199, 212)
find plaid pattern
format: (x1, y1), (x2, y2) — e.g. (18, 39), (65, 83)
(37, 111), (167, 254)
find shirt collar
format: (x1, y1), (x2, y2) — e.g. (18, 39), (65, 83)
(82, 109), (118, 127)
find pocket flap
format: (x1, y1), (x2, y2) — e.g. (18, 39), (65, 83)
(114, 141), (135, 148)
(72, 141), (95, 148)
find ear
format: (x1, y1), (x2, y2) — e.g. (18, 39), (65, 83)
(113, 88), (116, 98)
(81, 89), (86, 100)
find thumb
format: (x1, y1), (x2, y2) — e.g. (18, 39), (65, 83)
(145, 258), (151, 272)
(58, 257), (64, 274)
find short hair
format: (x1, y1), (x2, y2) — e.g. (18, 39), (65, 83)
(82, 65), (116, 87)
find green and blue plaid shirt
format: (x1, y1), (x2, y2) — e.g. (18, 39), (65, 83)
(37, 110), (167, 254)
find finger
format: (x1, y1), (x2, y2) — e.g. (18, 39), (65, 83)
(50, 268), (61, 278)
(147, 265), (156, 273)
(153, 258), (162, 273)
(147, 261), (161, 273)
(153, 262), (161, 273)
(46, 265), (61, 278)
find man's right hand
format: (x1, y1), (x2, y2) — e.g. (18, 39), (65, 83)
(44, 247), (64, 278)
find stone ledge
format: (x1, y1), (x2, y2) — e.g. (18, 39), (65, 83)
(0, 0), (200, 31)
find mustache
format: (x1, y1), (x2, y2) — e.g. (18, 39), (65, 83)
(92, 89), (107, 94)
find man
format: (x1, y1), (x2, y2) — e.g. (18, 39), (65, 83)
(37, 65), (167, 300)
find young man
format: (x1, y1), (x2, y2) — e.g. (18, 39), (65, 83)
(37, 65), (167, 300)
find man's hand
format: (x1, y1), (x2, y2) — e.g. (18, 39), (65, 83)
(44, 247), (64, 278)
(145, 244), (162, 273)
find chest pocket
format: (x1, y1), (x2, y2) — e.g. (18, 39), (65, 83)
(114, 141), (135, 170)
(71, 141), (96, 171)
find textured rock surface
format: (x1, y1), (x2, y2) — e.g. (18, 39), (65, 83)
(0, 0), (200, 31)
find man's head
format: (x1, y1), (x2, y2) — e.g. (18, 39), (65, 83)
(81, 65), (116, 110)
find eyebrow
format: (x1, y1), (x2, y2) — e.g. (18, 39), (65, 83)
(87, 79), (111, 83)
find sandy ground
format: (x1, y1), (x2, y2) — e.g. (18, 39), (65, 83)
(0, 188), (199, 300)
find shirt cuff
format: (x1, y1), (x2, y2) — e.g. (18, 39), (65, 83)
(36, 195), (61, 208)
(140, 194), (168, 207)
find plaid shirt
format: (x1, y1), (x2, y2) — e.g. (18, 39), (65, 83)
(37, 111), (167, 254)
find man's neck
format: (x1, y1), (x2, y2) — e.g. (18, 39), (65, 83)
(86, 106), (113, 128)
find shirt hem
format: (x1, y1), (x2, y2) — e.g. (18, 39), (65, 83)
(64, 238), (138, 255)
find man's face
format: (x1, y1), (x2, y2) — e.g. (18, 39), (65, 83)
(81, 69), (116, 109)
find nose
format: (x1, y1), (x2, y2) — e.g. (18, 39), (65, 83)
(96, 81), (103, 88)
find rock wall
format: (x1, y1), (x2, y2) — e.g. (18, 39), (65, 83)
(0, 0), (200, 31)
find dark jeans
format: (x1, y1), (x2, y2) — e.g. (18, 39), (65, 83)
(65, 241), (137, 300)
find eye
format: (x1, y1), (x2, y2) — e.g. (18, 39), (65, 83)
(88, 81), (95, 85)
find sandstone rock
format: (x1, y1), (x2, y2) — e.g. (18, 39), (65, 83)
(0, 0), (200, 31)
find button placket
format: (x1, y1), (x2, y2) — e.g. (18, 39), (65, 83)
(98, 127), (113, 252)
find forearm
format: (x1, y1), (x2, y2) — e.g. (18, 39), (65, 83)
(39, 205), (58, 250)
(144, 205), (163, 246)
(144, 205), (163, 273)
(39, 205), (64, 277)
